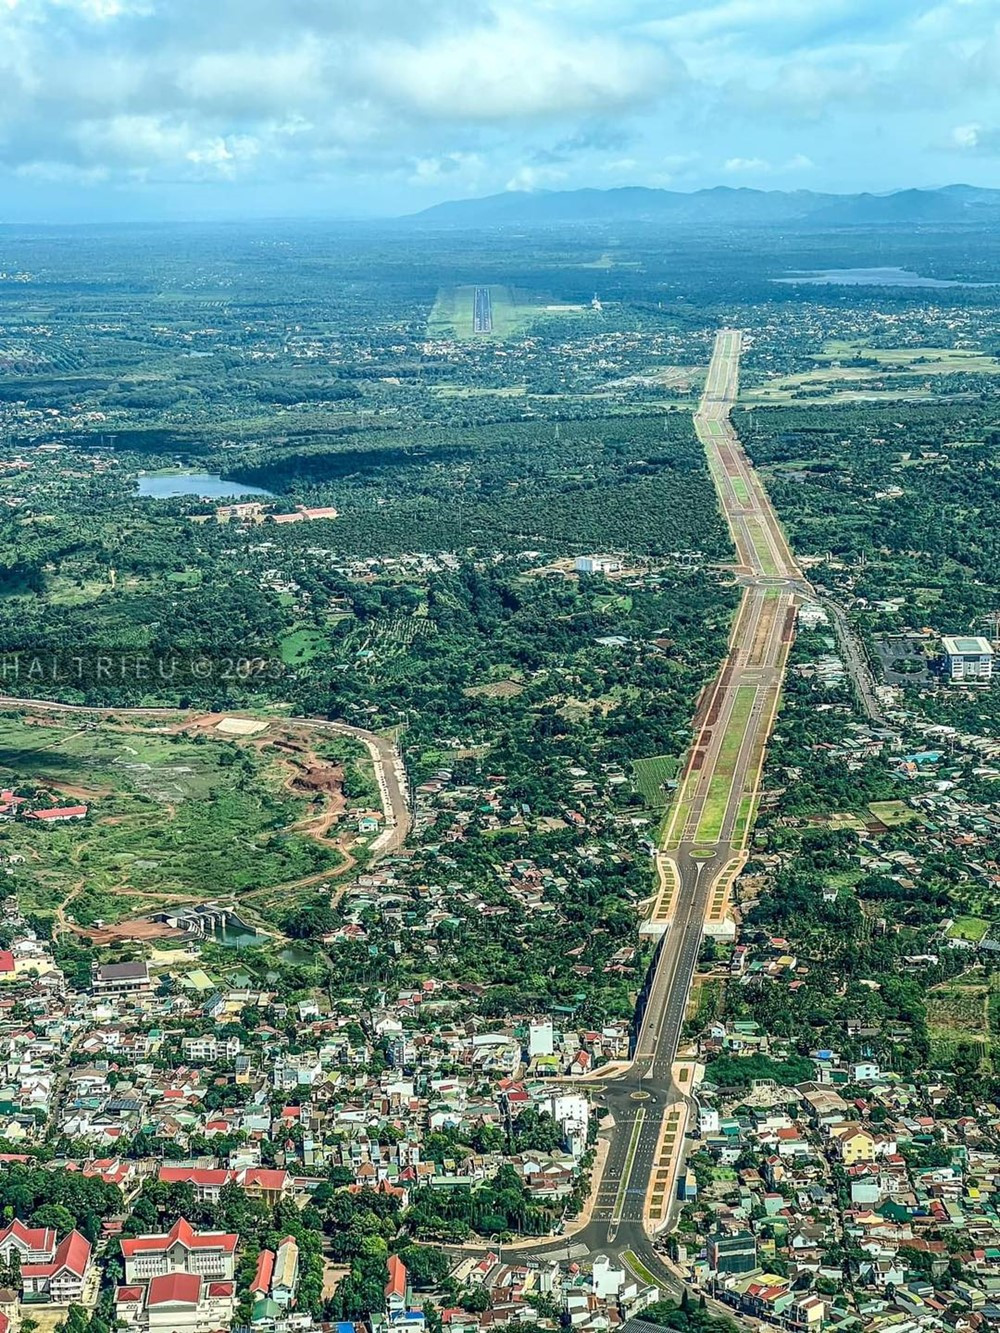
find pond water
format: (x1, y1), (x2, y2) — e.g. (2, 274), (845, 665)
(137, 472), (274, 499)
(775, 266), (995, 288)
(280, 944), (316, 966)
(215, 924), (264, 950)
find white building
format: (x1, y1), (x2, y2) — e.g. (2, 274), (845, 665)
(546, 1091), (589, 1158)
(574, 556), (622, 575)
(120, 1218), (238, 1284)
(528, 1017), (554, 1059)
(698, 1106), (721, 1136)
(591, 1254), (626, 1300)
(942, 635), (993, 681)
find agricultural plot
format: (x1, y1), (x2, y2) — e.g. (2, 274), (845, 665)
(927, 981), (991, 1066)
(631, 755), (680, 807)
(946, 915), (991, 944)
(743, 341), (1000, 405)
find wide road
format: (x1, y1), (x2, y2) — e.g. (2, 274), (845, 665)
(478, 332), (810, 1299)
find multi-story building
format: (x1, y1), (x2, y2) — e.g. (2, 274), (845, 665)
(16, 1228), (92, 1303)
(120, 1218), (237, 1285)
(942, 635), (994, 682)
(708, 1230), (757, 1275)
(92, 961), (151, 995)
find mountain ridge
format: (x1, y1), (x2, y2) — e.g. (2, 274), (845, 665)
(407, 184), (1000, 228)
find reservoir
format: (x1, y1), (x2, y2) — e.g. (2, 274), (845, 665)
(775, 266), (995, 288)
(137, 472), (274, 499)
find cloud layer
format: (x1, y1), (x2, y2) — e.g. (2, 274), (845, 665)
(1, 0), (999, 215)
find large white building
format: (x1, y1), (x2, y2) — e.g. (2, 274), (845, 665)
(574, 555), (622, 575)
(942, 635), (994, 682)
(120, 1218), (237, 1284)
(527, 1017), (554, 1059)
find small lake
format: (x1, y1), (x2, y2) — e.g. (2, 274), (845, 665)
(215, 923), (264, 950)
(137, 472), (274, 499)
(775, 266), (995, 288)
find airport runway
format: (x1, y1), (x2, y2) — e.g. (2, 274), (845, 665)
(473, 285), (493, 333)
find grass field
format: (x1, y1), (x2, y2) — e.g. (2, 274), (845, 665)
(427, 285), (588, 340)
(632, 754), (679, 807)
(743, 341), (1000, 404)
(279, 626), (327, 665)
(0, 715), (343, 924)
(868, 799), (921, 826)
(947, 915), (991, 943)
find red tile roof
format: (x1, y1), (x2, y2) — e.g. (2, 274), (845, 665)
(385, 1253), (407, 1300)
(158, 1167), (230, 1188)
(147, 1272), (202, 1307)
(120, 1217), (237, 1259)
(22, 1229), (90, 1279)
(0, 1220), (55, 1255)
(251, 1249), (275, 1295)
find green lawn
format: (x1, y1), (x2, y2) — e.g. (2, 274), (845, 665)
(279, 626), (327, 665)
(868, 799), (921, 826)
(947, 916), (991, 944)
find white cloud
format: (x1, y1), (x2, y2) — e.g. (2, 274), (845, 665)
(0, 0), (997, 208)
(949, 121), (1000, 154)
(369, 11), (678, 123)
(505, 162), (569, 191)
(724, 155), (771, 172)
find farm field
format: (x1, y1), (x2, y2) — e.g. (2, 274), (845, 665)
(631, 754), (680, 807)
(868, 799), (922, 826)
(947, 916), (991, 944)
(742, 341), (1000, 404)
(927, 978), (991, 1066)
(0, 714), (352, 927)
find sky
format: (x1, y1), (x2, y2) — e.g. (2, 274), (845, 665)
(2, 0), (1000, 221)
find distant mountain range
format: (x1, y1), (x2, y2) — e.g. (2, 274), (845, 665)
(408, 184), (1000, 228)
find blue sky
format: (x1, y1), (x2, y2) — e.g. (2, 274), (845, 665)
(2, 0), (1000, 220)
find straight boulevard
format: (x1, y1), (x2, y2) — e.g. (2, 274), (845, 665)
(500, 331), (809, 1295)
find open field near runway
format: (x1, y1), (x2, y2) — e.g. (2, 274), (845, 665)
(427, 284), (584, 339)
(742, 340), (1000, 404)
